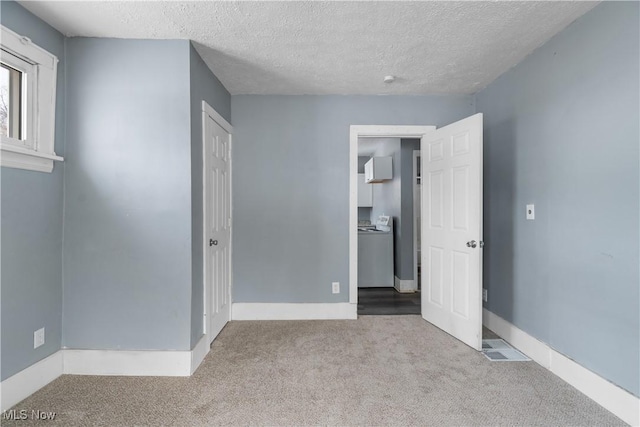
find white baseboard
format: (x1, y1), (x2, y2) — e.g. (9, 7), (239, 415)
(64, 347), (192, 377)
(190, 335), (210, 375)
(483, 309), (640, 426)
(1, 337), (211, 411)
(232, 303), (357, 320)
(0, 351), (63, 412)
(394, 276), (417, 293)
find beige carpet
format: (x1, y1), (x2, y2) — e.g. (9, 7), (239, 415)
(3, 316), (624, 426)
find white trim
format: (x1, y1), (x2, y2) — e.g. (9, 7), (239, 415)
(483, 309), (550, 367)
(351, 125), (435, 138)
(1, 25), (60, 173)
(201, 100), (233, 346)
(0, 143), (64, 161)
(350, 125), (435, 304)
(0, 351), (63, 412)
(202, 100), (232, 133)
(190, 335), (210, 375)
(62, 336), (210, 377)
(63, 349), (192, 377)
(483, 309), (640, 426)
(202, 108), (208, 339)
(394, 276), (417, 293)
(228, 127), (234, 316)
(0, 338), (211, 411)
(0, 149), (60, 173)
(231, 303), (357, 320)
(0, 142), (64, 174)
(412, 150), (421, 291)
(0, 26), (57, 68)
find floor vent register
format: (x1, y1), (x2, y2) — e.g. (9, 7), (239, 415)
(482, 339), (531, 362)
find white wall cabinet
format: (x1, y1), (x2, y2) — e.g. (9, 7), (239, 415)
(364, 156), (392, 183)
(358, 173), (373, 207)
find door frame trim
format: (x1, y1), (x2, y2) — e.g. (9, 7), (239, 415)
(203, 101), (233, 134)
(202, 101), (233, 346)
(412, 149), (421, 292)
(349, 125), (435, 305)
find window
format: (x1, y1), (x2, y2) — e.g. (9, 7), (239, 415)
(1, 53), (30, 143)
(0, 63), (22, 140)
(1, 25), (62, 173)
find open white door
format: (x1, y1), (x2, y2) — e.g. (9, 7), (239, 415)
(421, 113), (483, 350)
(204, 109), (232, 344)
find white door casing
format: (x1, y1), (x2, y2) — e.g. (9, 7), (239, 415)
(413, 150), (421, 291)
(421, 113), (483, 350)
(349, 126), (435, 304)
(203, 102), (233, 344)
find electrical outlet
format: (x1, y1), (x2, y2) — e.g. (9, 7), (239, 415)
(482, 289), (488, 303)
(332, 282), (340, 294)
(34, 327), (45, 349)
(526, 204), (535, 220)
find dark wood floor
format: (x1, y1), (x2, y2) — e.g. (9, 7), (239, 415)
(358, 288), (501, 339)
(358, 287), (421, 315)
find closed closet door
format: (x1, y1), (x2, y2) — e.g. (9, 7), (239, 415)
(204, 111), (232, 343)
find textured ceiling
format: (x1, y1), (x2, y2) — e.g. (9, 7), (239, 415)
(19, 1), (598, 95)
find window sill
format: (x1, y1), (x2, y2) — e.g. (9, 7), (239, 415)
(1, 143), (64, 173)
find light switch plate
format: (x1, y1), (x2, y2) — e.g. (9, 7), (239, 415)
(526, 204), (535, 220)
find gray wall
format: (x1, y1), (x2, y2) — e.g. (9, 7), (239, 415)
(231, 95), (474, 303)
(357, 156), (372, 221)
(476, 2), (639, 396)
(188, 43), (231, 348)
(368, 138), (421, 281)
(357, 156), (369, 173)
(399, 139), (421, 280)
(369, 139), (402, 278)
(63, 39), (193, 351)
(358, 208), (372, 221)
(0, 0), (66, 380)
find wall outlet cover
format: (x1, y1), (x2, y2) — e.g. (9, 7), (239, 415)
(526, 204), (535, 220)
(483, 289), (488, 303)
(332, 282), (340, 294)
(34, 327), (45, 349)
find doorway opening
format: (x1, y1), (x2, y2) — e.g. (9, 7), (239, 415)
(349, 116), (484, 350)
(356, 136), (423, 315)
(349, 126), (434, 317)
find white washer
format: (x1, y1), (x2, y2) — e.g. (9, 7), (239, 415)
(358, 216), (394, 287)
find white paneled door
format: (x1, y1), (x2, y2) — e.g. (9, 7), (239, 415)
(204, 110), (232, 344)
(421, 113), (483, 350)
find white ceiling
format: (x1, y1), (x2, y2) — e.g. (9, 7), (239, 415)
(19, 1), (598, 95)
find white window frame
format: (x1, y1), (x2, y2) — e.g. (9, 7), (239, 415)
(1, 53), (34, 146)
(1, 25), (63, 173)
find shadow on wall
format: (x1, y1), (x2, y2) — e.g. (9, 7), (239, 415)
(63, 153), (192, 349)
(483, 118), (516, 322)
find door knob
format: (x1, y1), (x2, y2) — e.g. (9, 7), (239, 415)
(466, 240), (477, 248)
(210, 239), (218, 246)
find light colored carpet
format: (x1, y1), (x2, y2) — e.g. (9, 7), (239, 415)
(3, 316), (624, 426)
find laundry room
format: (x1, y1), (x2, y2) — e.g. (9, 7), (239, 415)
(357, 137), (422, 315)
